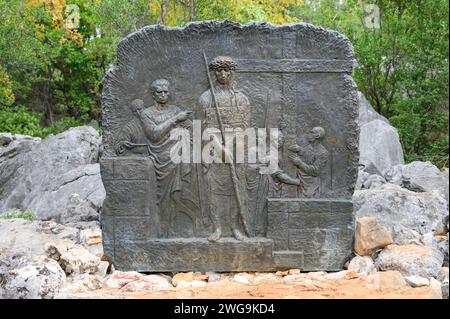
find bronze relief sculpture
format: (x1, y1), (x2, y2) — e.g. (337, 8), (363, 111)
(100, 21), (358, 272)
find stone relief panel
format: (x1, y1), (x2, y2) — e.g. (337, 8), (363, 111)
(100, 21), (359, 272)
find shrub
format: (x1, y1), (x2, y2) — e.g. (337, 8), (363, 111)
(3, 209), (35, 221)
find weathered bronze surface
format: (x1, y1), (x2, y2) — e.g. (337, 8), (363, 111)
(100, 21), (359, 271)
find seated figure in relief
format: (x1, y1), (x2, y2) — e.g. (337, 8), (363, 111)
(114, 99), (150, 156)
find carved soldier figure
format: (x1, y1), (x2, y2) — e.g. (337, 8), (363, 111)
(198, 56), (251, 242)
(289, 126), (329, 198)
(138, 79), (196, 237)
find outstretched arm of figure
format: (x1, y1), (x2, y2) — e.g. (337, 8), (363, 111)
(272, 170), (300, 185)
(138, 110), (191, 142)
(289, 154), (322, 177)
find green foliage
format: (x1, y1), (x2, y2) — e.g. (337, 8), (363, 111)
(3, 209), (35, 221)
(0, 107), (50, 137)
(288, 0), (449, 169)
(0, 0), (100, 127)
(0, 107), (85, 137)
(0, 65), (15, 107)
(0, 0), (448, 167)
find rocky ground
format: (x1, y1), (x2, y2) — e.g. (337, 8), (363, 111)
(0, 218), (447, 299)
(68, 270), (444, 299)
(0, 92), (448, 299)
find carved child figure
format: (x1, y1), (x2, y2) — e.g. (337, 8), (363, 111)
(289, 126), (329, 198)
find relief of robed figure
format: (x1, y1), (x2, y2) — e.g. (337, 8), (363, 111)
(198, 55), (252, 242)
(116, 79), (201, 237)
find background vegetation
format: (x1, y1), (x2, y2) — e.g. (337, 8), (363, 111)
(0, 0), (448, 168)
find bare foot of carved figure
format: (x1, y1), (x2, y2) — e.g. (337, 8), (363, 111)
(208, 228), (222, 242)
(233, 229), (247, 241)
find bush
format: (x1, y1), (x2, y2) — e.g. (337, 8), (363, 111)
(0, 107), (50, 137)
(0, 107), (90, 138)
(3, 209), (35, 221)
(0, 65), (15, 107)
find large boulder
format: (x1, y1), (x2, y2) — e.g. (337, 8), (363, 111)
(359, 120), (404, 174)
(375, 244), (444, 278)
(0, 134), (41, 186)
(0, 254), (66, 299)
(353, 184), (448, 245)
(356, 92), (404, 174)
(357, 91), (389, 126)
(0, 127), (105, 227)
(0, 132), (41, 145)
(384, 161), (449, 203)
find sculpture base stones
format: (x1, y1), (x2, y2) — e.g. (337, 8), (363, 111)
(268, 198), (354, 271)
(113, 238), (275, 272)
(105, 232), (352, 272)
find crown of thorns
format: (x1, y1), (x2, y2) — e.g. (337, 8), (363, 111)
(209, 56), (237, 71)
